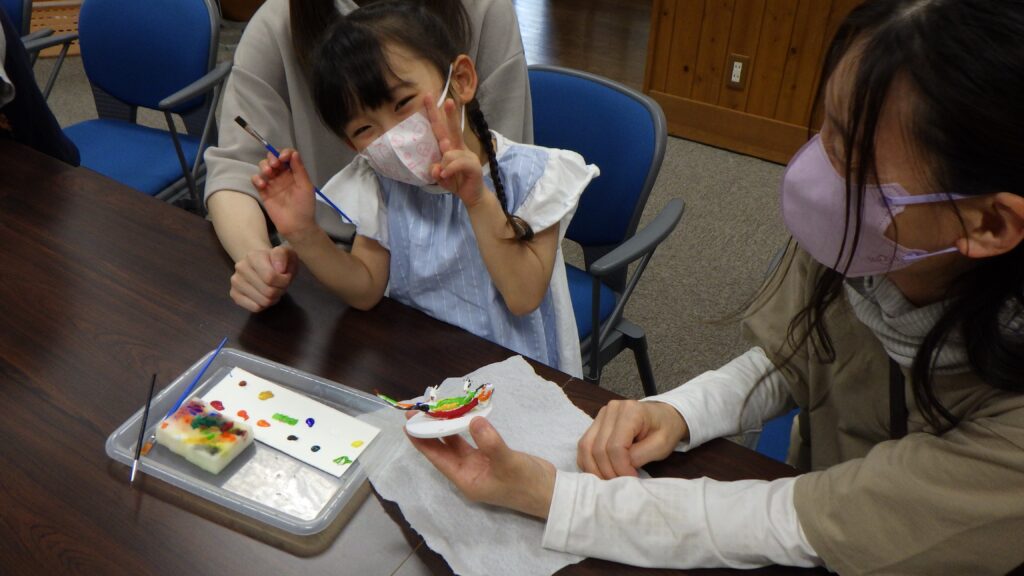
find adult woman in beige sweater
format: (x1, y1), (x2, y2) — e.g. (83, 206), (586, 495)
(410, 1), (1024, 573)
(204, 0), (531, 312)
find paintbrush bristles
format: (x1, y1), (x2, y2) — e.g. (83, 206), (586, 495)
(234, 116), (272, 150)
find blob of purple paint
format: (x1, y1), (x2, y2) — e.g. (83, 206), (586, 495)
(305, 417), (315, 428)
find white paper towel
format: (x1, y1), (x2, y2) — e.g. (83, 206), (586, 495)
(361, 356), (591, 576)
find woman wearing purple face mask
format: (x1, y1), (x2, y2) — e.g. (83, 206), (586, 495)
(408, 1), (1024, 573)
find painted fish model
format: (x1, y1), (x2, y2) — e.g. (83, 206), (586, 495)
(376, 379), (494, 420)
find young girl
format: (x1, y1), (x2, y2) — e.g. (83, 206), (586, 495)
(410, 0), (1024, 573)
(206, 0), (532, 314)
(252, 1), (595, 377)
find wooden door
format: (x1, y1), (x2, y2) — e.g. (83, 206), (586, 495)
(644, 0), (862, 163)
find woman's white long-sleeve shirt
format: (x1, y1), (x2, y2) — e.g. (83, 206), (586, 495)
(542, 347), (823, 570)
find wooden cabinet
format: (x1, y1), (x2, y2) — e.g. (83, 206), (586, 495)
(644, 0), (861, 163)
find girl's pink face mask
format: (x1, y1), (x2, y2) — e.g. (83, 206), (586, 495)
(780, 135), (964, 277)
(358, 65), (462, 194)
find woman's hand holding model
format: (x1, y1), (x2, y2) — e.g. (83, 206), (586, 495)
(408, 416), (557, 519)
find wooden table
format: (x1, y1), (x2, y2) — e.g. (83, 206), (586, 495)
(0, 140), (824, 575)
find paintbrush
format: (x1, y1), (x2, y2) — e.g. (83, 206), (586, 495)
(165, 336), (229, 419)
(131, 373), (157, 485)
(234, 116), (354, 224)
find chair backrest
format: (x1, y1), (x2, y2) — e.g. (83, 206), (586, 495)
(77, 0), (218, 114)
(527, 65), (667, 291)
(0, 0), (29, 36)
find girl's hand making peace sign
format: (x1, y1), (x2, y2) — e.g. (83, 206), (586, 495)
(427, 94), (486, 207)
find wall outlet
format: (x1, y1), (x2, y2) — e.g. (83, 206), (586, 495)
(726, 54), (750, 90)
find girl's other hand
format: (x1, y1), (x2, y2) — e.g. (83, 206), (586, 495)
(577, 400), (690, 479)
(426, 95), (485, 207)
(252, 149), (317, 241)
(408, 416), (557, 519)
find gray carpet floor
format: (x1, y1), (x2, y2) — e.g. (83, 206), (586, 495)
(34, 23), (789, 400)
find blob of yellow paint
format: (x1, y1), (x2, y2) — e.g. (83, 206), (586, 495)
(351, 440), (364, 448)
(258, 391), (274, 400)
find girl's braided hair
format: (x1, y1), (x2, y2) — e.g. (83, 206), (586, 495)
(466, 99), (534, 240)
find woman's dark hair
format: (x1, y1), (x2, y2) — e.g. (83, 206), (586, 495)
(290, 0), (470, 78)
(771, 0), (1024, 433)
(290, 0), (339, 76)
(310, 0), (533, 240)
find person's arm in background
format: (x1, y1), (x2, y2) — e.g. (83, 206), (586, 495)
(207, 190), (297, 312)
(465, 0), (532, 143)
(203, 0), (300, 312)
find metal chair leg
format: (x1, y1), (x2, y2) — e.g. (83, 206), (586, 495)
(629, 336), (657, 397)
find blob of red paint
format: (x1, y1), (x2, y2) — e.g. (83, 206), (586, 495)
(238, 380), (247, 387)
(210, 400), (225, 411)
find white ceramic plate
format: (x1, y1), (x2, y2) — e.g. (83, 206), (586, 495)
(404, 402), (494, 438)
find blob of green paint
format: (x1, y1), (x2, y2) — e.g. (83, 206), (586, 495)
(272, 413), (298, 426)
(333, 455), (352, 465)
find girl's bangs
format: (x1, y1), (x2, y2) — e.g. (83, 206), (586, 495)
(335, 36), (397, 126)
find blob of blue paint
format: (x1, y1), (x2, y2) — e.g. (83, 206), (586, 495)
(311, 445), (321, 452)
(305, 418), (315, 428)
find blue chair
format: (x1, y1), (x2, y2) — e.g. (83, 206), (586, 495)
(756, 407), (799, 462)
(750, 245), (799, 462)
(528, 65), (684, 397)
(1, 0), (74, 98)
(0, 0), (29, 35)
(62, 0), (230, 209)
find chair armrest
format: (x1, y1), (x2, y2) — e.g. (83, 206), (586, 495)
(588, 198), (684, 277)
(157, 60), (232, 111)
(22, 32), (77, 55)
(22, 28), (54, 43)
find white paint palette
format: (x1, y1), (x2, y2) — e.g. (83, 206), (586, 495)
(204, 367), (379, 477)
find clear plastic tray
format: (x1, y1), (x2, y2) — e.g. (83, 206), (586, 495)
(106, 348), (399, 536)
